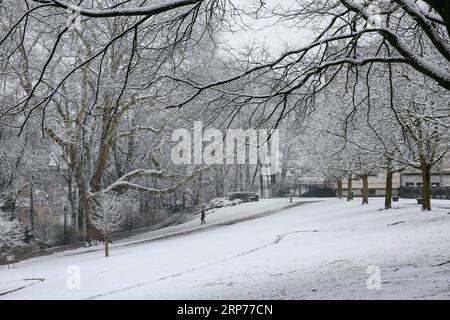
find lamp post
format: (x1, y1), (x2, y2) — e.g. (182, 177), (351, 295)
(63, 206), (67, 245)
(30, 175), (34, 231)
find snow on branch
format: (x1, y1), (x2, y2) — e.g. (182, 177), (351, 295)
(168, 54), (408, 109)
(103, 166), (210, 195)
(395, 0), (450, 60)
(113, 126), (162, 141)
(90, 193), (124, 239)
(48, 0), (203, 18)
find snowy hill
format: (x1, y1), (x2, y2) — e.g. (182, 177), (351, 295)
(1, 198), (450, 299)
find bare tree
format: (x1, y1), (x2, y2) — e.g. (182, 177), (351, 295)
(90, 193), (124, 257)
(164, 0), (449, 130)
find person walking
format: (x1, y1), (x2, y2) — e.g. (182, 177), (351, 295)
(200, 208), (206, 225)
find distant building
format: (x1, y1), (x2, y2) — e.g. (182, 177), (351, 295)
(269, 166), (450, 198)
(400, 168), (450, 188)
(13, 162), (70, 228)
(346, 173), (401, 197)
(337, 167), (450, 198)
(260, 169), (333, 197)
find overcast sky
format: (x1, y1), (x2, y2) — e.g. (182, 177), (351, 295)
(221, 0), (314, 56)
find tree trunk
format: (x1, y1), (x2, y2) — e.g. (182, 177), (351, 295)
(251, 163), (258, 186)
(337, 179), (343, 199)
(193, 172), (202, 206)
(73, 165), (88, 234)
(112, 145), (124, 178)
(347, 176), (353, 201)
(76, 184), (88, 234)
(239, 164), (244, 191)
(65, 171), (78, 229)
(90, 142), (109, 192)
(270, 174), (277, 197)
(361, 174), (369, 205)
(84, 196), (104, 241)
(384, 171), (393, 209)
(233, 165), (239, 192)
(245, 162), (250, 190)
(217, 176), (224, 197)
(77, 199), (84, 233)
(421, 162), (432, 211)
(104, 235), (109, 257)
(86, 209), (98, 241)
(259, 164), (265, 198)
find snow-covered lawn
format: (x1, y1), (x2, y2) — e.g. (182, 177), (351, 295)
(114, 197), (315, 246)
(1, 198), (450, 299)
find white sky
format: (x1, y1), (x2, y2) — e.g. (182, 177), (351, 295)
(221, 0), (314, 56)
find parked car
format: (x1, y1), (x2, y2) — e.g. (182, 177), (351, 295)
(227, 192), (259, 202)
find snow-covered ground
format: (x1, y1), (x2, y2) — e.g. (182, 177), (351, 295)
(1, 197), (450, 299)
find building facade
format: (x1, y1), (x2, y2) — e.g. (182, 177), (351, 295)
(340, 168), (450, 198)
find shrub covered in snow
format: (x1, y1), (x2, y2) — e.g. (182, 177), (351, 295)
(230, 199), (243, 206)
(206, 198), (230, 209)
(0, 211), (23, 252)
(206, 197), (243, 210)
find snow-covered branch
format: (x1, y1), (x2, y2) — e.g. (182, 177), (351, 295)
(103, 166), (210, 195)
(47, 0), (203, 18)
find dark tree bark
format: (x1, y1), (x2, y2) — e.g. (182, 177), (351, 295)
(104, 235), (109, 257)
(73, 167), (87, 234)
(251, 162), (260, 188)
(422, 0), (450, 37)
(77, 194), (84, 233)
(270, 174), (277, 197)
(66, 172), (77, 228)
(239, 164), (244, 191)
(385, 171), (393, 209)
(347, 176), (353, 201)
(337, 179), (343, 199)
(266, 174), (271, 197)
(112, 145), (124, 179)
(361, 174), (369, 204)
(420, 161), (432, 211)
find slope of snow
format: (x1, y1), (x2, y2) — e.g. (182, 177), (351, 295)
(1, 198), (449, 299)
(114, 197), (317, 245)
(10, 198), (311, 262)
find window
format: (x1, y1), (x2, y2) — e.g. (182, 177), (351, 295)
(405, 182), (415, 187)
(431, 182), (440, 187)
(416, 182), (423, 187)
